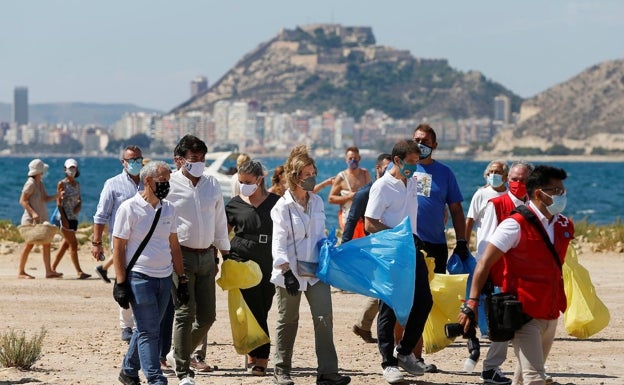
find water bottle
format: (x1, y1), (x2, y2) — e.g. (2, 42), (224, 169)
(98, 252), (106, 261)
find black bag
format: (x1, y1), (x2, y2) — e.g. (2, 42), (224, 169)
(486, 292), (532, 342)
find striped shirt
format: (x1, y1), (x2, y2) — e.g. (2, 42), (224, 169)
(93, 171), (143, 238)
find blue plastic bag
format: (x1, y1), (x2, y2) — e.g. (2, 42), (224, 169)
(50, 206), (61, 227)
(317, 217), (416, 325)
(447, 252), (488, 335)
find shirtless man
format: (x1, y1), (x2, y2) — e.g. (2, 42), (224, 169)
(328, 146), (371, 236)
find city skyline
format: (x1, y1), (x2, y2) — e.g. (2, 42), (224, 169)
(2, 1), (623, 111)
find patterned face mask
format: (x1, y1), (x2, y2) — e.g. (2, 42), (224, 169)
(154, 181), (170, 200)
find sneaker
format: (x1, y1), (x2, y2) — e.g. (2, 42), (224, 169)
(96, 265), (111, 283)
(545, 374), (553, 384)
(415, 357), (438, 373)
(121, 327), (133, 342)
(393, 347), (424, 376)
(317, 372), (351, 385)
(190, 355), (215, 372)
(382, 366), (404, 384)
(273, 372), (295, 385)
(118, 369), (140, 385)
(166, 350), (177, 372)
(178, 377), (195, 385)
(352, 324), (377, 343)
(481, 368), (512, 385)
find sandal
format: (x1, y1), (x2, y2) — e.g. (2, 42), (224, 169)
(46, 272), (63, 279)
(251, 365), (266, 376)
(18, 273), (35, 279)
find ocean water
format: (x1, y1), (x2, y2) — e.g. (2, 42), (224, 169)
(2, 156), (622, 229)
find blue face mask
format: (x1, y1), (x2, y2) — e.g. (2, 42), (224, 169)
(543, 191), (567, 215)
(399, 160), (418, 179)
(126, 160), (142, 176)
(418, 143), (432, 159)
(348, 158), (359, 170)
(487, 173), (504, 188)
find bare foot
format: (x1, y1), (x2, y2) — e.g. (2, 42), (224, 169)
(18, 273), (35, 279)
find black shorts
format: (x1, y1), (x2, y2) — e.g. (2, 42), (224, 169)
(62, 219), (79, 231)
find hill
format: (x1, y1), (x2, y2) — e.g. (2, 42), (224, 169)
(171, 24), (521, 120)
(490, 59), (624, 154)
(0, 102), (162, 126)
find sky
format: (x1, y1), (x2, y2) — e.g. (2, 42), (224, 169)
(2, 0), (623, 112)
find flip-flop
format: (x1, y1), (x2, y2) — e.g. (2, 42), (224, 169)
(78, 273), (92, 280)
(251, 365), (266, 376)
(18, 274), (35, 279)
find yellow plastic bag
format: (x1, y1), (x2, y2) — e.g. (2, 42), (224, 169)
(217, 259), (270, 354)
(422, 273), (468, 354)
(563, 247), (610, 339)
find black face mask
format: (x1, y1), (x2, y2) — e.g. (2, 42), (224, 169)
(154, 181), (170, 200)
(300, 176), (316, 191)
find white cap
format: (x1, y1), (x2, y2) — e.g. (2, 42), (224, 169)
(64, 158), (78, 168)
(28, 159), (49, 177)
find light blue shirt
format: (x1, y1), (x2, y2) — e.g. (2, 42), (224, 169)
(93, 171), (143, 241)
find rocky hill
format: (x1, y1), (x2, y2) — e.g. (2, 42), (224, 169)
(172, 24), (521, 120)
(490, 59), (624, 154)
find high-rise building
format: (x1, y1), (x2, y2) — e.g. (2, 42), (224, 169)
(494, 94), (510, 124)
(190, 76), (208, 97)
(12, 86), (29, 125)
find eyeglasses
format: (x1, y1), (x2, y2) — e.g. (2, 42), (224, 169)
(124, 157), (143, 163)
(542, 187), (566, 196)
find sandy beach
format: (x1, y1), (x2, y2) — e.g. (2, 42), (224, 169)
(0, 239), (621, 385)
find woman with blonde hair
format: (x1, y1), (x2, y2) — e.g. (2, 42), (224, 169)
(270, 145), (350, 385)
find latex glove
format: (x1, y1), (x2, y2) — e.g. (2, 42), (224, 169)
(177, 282), (190, 305)
(113, 280), (132, 309)
(283, 270), (300, 296)
(454, 239), (469, 261)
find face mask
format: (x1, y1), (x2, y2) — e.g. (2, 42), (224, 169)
(154, 181), (170, 200)
(184, 160), (205, 178)
(66, 169), (77, 178)
(508, 180), (527, 199)
(126, 161), (142, 176)
(300, 176), (316, 191)
(240, 182), (258, 197)
(418, 143), (432, 159)
(543, 191), (567, 215)
(399, 161), (418, 179)
(487, 173), (504, 188)
(348, 159), (359, 170)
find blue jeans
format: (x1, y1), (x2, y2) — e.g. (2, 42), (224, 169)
(123, 271), (172, 385)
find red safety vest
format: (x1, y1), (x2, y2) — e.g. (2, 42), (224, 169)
(501, 209), (574, 319)
(488, 193), (519, 285)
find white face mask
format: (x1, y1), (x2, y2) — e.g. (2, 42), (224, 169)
(184, 161), (205, 178)
(240, 182), (259, 197)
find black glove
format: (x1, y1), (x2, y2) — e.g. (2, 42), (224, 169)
(113, 280), (132, 309)
(454, 239), (469, 261)
(176, 281), (190, 305)
(283, 270), (300, 296)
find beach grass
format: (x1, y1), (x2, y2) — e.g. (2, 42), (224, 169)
(0, 327), (47, 369)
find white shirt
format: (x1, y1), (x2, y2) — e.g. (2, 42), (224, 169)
(270, 191), (326, 290)
(488, 201), (556, 253)
(167, 170), (230, 251)
(365, 171), (418, 235)
(113, 193), (177, 278)
(478, 191), (526, 259)
(467, 186), (507, 258)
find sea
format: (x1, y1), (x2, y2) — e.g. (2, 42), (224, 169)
(2, 156), (623, 230)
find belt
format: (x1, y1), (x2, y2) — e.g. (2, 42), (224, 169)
(180, 245), (211, 254)
(238, 233), (270, 244)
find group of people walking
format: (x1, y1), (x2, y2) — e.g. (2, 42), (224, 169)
(17, 123), (573, 385)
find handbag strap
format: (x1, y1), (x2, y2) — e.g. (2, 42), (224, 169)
(512, 205), (562, 269)
(287, 207), (298, 257)
(126, 207), (162, 275)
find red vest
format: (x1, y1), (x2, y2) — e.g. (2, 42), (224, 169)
(488, 193), (518, 285)
(501, 209), (574, 319)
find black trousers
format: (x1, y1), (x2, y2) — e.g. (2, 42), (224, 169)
(240, 276), (276, 359)
(377, 239), (433, 368)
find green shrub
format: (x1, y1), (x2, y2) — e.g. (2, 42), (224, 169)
(0, 328), (47, 369)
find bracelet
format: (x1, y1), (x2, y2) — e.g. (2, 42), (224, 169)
(178, 274), (188, 281)
(91, 241), (102, 246)
(467, 297), (480, 301)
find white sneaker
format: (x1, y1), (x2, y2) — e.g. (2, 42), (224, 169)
(166, 351), (177, 372)
(179, 376), (195, 385)
(382, 366), (404, 384)
(393, 347), (424, 376)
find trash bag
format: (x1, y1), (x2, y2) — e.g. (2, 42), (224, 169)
(422, 273), (468, 354)
(50, 206), (61, 227)
(317, 217), (416, 326)
(563, 247), (610, 339)
(447, 252), (488, 336)
(217, 259), (269, 354)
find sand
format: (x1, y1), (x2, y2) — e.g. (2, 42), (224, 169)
(0, 240), (621, 385)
